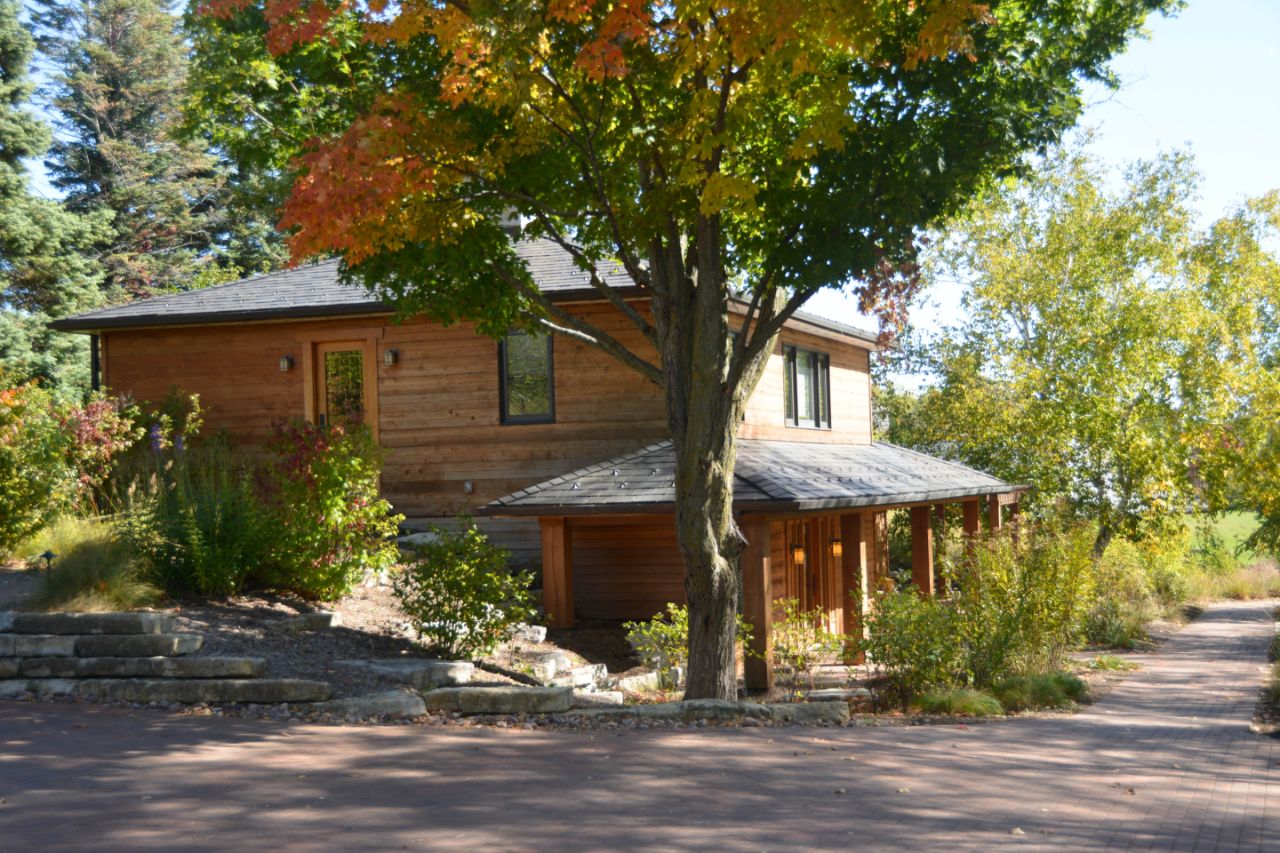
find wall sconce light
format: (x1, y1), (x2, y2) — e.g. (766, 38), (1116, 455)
(382, 349), (399, 367)
(279, 355), (294, 372)
(791, 543), (806, 565)
(830, 538), (843, 559)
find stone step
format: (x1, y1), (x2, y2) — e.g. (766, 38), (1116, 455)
(0, 612), (176, 636)
(337, 658), (473, 689)
(423, 685), (573, 715)
(0, 633), (203, 659)
(7, 656), (265, 680)
(0, 677), (331, 704)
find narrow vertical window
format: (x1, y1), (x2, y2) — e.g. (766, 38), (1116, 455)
(783, 345), (832, 429)
(500, 330), (554, 424)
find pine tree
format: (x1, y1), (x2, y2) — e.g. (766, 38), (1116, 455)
(0, 0), (106, 394)
(32, 0), (235, 295)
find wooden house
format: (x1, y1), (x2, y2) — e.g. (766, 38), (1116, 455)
(53, 239), (1022, 688)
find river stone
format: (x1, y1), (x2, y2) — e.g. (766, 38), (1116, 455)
(7, 612), (176, 636)
(74, 678), (331, 704)
(74, 633), (203, 657)
(422, 685), (572, 715)
(766, 701), (851, 724)
(18, 656), (265, 679)
(314, 689), (426, 719)
(336, 659), (473, 688)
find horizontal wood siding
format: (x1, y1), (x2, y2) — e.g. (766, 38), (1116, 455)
(569, 517), (685, 621)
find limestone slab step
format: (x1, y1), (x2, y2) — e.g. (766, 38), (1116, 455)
(0, 612), (176, 636)
(422, 685), (572, 715)
(337, 659), (473, 689)
(15, 656), (265, 679)
(0, 677), (331, 704)
(0, 633), (204, 658)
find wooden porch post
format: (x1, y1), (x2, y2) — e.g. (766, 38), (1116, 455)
(840, 513), (867, 664)
(962, 499), (981, 560)
(539, 517), (574, 629)
(740, 518), (774, 691)
(910, 505), (935, 597)
(987, 493), (1003, 532)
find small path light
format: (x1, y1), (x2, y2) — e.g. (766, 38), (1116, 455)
(39, 551), (56, 573)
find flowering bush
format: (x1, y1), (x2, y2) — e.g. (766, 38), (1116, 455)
(0, 374), (138, 554)
(257, 419), (403, 600)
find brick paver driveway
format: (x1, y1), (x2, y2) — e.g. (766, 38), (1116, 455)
(1, 600), (1276, 852)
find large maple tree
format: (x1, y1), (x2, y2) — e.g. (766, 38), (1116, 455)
(199, 0), (1176, 699)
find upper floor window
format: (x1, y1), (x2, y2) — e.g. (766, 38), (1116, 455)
(500, 330), (555, 424)
(783, 345), (831, 428)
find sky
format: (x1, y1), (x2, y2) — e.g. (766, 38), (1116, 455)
(804, 0), (1280, 336)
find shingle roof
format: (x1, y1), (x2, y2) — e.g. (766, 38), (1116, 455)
(482, 439), (1021, 516)
(50, 239), (878, 343)
(50, 239), (635, 333)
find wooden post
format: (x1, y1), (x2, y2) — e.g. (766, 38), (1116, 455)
(910, 505), (935, 597)
(740, 518), (774, 691)
(962, 499), (981, 561)
(987, 493), (1003, 532)
(840, 513), (867, 664)
(539, 517), (574, 629)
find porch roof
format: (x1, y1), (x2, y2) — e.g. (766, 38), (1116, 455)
(482, 439), (1022, 517)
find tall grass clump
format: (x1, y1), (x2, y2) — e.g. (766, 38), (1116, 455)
(23, 517), (160, 612)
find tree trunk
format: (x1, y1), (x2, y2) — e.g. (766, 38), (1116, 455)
(649, 215), (770, 700)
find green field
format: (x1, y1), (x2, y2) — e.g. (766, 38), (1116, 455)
(1195, 511), (1262, 561)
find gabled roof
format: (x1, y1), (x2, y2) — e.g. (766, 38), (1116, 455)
(482, 439), (1021, 516)
(49, 238), (878, 343)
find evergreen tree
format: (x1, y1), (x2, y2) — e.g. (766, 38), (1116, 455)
(32, 0), (236, 295)
(0, 0), (106, 394)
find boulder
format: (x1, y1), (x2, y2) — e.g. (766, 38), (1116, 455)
(550, 663), (608, 689)
(73, 634), (203, 658)
(804, 688), (871, 702)
(336, 659), (473, 689)
(613, 671), (662, 693)
(510, 624), (547, 644)
(313, 689), (426, 719)
(18, 656), (265, 679)
(532, 651), (573, 682)
(422, 685), (572, 715)
(766, 701), (851, 724)
(3, 612), (176, 636)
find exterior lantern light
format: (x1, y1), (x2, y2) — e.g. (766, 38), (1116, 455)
(791, 543), (806, 565)
(830, 538), (843, 559)
(279, 355), (294, 372)
(383, 349), (399, 367)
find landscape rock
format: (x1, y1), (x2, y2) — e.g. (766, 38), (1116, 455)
(4, 612), (176, 636)
(74, 678), (331, 704)
(337, 659), (473, 689)
(613, 671), (663, 693)
(570, 690), (624, 708)
(532, 651), (573, 681)
(17, 656), (265, 679)
(766, 701), (851, 724)
(0, 678), (77, 699)
(510, 624), (547, 644)
(74, 633), (203, 658)
(422, 685), (572, 715)
(805, 688), (871, 702)
(280, 612), (342, 632)
(550, 663), (608, 689)
(313, 689), (426, 719)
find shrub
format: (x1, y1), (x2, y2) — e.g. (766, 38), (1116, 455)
(24, 517), (161, 612)
(770, 598), (849, 695)
(916, 688), (1004, 717)
(118, 436), (269, 597)
(863, 582), (961, 709)
(394, 520), (537, 659)
(1087, 539), (1157, 648)
(624, 603), (754, 691)
(993, 672), (1086, 712)
(257, 420), (403, 600)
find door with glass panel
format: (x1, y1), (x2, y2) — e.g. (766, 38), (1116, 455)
(314, 342), (366, 428)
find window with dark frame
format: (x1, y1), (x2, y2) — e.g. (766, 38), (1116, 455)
(783, 345), (831, 428)
(499, 330), (555, 424)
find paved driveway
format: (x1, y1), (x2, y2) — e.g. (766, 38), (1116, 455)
(1, 600), (1276, 852)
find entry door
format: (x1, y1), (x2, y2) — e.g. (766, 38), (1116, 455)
(315, 342), (367, 428)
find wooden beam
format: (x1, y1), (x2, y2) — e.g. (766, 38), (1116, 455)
(539, 517), (574, 629)
(740, 518), (774, 691)
(840, 513), (867, 664)
(910, 505), (935, 597)
(987, 494), (1003, 532)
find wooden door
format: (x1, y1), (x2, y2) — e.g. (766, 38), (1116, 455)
(315, 341), (368, 428)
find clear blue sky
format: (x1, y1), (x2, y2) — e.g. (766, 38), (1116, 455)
(806, 0), (1280, 333)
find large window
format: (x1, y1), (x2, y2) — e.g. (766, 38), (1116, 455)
(783, 345), (831, 428)
(500, 330), (555, 424)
